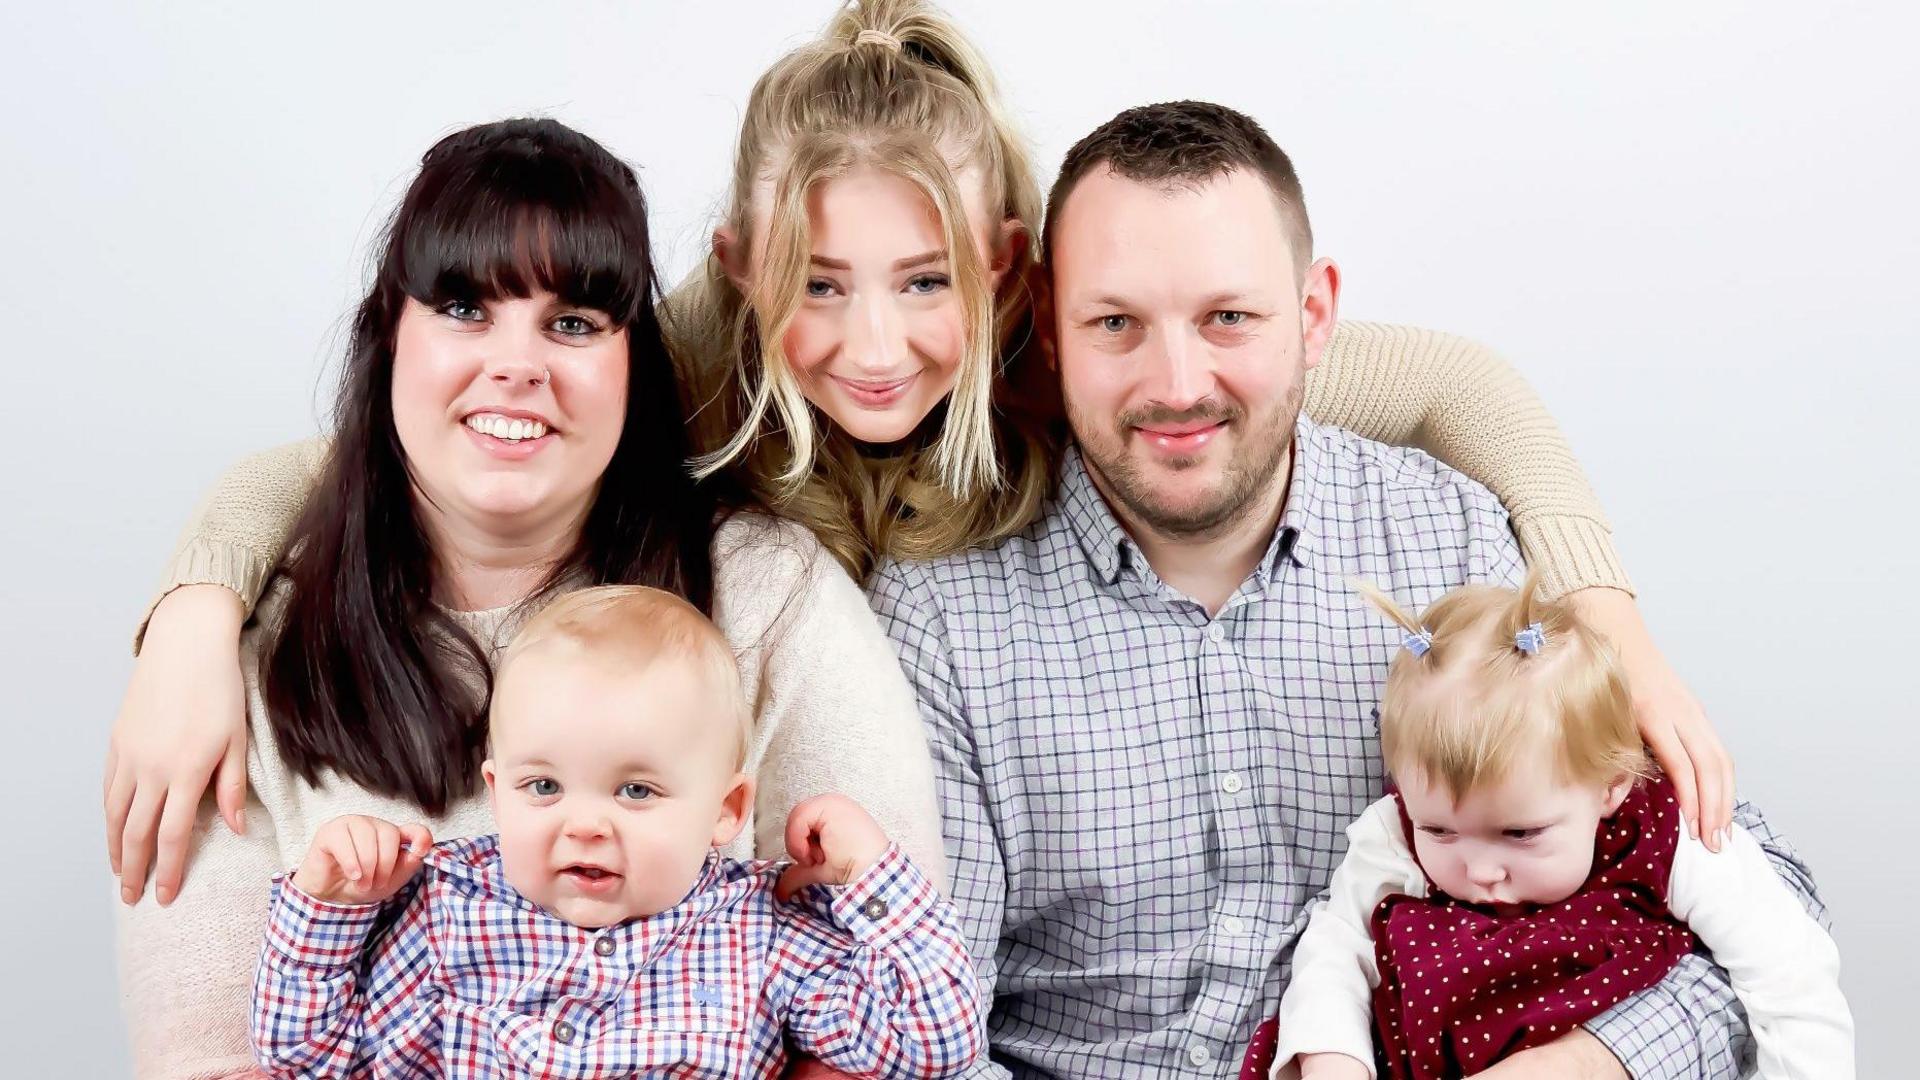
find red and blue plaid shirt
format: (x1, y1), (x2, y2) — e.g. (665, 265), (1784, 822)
(251, 835), (983, 1078)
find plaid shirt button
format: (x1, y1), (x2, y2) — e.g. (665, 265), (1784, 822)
(861, 897), (889, 920)
(1187, 1044), (1212, 1066)
(593, 936), (615, 956)
(1220, 772), (1244, 795)
(552, 1019), (575, 1044)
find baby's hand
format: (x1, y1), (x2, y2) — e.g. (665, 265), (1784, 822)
(774, 794), (890, 901)
(1298, 1051), (1372, 1080)
(291, 816), (432, 905)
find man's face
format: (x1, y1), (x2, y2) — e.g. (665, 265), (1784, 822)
(1049, 166), (1338, 539)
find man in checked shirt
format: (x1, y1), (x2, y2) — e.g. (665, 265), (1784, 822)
(866, 101), (1830, 1078)
(249, 585), (983, 1078)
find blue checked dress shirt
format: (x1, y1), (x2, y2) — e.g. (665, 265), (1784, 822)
(868, 418), (1825, 1078)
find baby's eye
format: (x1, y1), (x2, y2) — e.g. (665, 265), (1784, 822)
(618, 782), (655, 802)
(1418, 826), (1456, 841)
(525, 778), (560, 797)
(1503, 827), (1546, 841)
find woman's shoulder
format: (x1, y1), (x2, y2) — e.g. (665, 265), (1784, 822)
(712, 510), (834, 590)
(710, 510), (875, 652)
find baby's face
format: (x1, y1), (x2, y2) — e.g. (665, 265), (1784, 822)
(1398, 759), (1631, 909)
(483, 645), (748, 928)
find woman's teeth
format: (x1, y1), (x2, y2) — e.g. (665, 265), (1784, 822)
(465, 414), (549, 442)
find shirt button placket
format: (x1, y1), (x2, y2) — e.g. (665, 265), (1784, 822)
(1187, 1044), (1212, 1068)
(593, 935), (615, 957)
(552, 1019), (575, 1045)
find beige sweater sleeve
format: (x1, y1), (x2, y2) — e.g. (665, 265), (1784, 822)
(134, 437), (330, 653)
(713, 515), (949, 889)
(1307, 320), (1631, 600)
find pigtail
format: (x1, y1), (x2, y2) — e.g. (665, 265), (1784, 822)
(1353, 579), (1436, 660)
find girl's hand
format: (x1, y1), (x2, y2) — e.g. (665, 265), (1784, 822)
(105, 584), (250, 906)
(775, 794), (891, 901)
(1570, 587), (1735, 851)
(292, 816), (432, 906)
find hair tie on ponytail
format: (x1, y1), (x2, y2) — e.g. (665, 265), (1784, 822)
(1403, 628), (1435, 658)
(1514, 622), (1547, 656)
(854, 28), (903, 52)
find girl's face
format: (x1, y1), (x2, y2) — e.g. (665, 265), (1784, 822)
(390, 291), (627, 554)
(1398, 757), (1633, 909)
(733, 165), (1013, 446)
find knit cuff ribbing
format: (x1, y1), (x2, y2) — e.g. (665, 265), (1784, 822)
(1512, 514), (1634, 600)
(131, 539), (278, 656)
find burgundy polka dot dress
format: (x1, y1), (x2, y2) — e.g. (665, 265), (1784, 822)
(1367, 776), (1699, 1079)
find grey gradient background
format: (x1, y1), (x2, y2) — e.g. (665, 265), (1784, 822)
(2, 2), (1911, 1074)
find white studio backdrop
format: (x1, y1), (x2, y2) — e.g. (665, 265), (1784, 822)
(2, 2), (1912, 1074)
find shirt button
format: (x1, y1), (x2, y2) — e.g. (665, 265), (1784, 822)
(1219, 915), (1247, 936)
(861, 897), (889, 919)
(593, 936), (615, 956)
(1188, 1044), (1212, 1067)
(1221, 772), (1244, 795)
(1205, 623), (1226, 643)
(552, 1020), (575, 1045)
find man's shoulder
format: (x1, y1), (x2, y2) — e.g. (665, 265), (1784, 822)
(869, 501), (1071, 610)
(1300, 419), (1502, 509)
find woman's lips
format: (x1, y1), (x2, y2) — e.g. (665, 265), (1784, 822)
(832, 372), (918, 409)
(462, 421), (555, 461)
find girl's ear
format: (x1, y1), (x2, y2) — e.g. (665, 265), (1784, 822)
(713, 226), (751, 292)
(1601, 772), (1636, 816)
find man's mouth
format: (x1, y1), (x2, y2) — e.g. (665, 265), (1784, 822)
(1133, 419), (1228, 455)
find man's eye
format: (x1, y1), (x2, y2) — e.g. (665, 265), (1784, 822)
(618, 782), (654, 801)
(439, 300), (484, 322)
(1099, 315), (1130, 333)
(526, 778), (559, 797)
(1214, 310), (1248, 327)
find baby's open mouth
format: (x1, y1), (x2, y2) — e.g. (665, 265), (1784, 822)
(561, 864), (621, 885)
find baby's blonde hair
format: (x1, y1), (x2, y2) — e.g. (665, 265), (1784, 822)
(677, 0), (1054, 580)
(1357, 568), (1650, 800)
(492, 586), (749, 767)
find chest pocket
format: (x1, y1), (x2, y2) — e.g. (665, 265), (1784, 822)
(623, 920), (753, 1034)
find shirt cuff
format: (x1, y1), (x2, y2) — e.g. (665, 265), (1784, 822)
(263, 875), (385, 969)
(825, 844), (941, 951)
(1582, 955), (1731, 1080)
(132, 540), (276, 655)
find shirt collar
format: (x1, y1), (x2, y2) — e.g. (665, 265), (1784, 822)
(1058, 416), (1332, 589)
(422, 836), (731, 923)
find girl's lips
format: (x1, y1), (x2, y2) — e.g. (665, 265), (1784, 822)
(832, 372), (918, 409)
(1135, 420), (1226, 456)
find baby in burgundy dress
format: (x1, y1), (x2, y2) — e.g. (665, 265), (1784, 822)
(1269, 571), (1853, 1080)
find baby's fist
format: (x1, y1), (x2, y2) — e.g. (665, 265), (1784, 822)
(775, 794), (890, 901)
(292, 815), (432, 905)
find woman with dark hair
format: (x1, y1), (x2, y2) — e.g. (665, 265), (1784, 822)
(115, 118), (944, 1078)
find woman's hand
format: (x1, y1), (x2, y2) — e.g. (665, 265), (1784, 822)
(1569, 587), (1735, 851)
(105, 584), (250, 905)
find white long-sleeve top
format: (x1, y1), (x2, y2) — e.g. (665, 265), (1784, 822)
(1271, 795), (1853, 1080)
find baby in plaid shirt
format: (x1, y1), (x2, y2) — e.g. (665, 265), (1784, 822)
(250, 585), (983, 1079)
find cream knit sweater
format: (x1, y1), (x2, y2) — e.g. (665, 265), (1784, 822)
(118, 514), (947, 1080)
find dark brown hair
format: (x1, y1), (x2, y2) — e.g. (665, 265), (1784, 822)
(1041, 100), (1312, 275)
(262, 118), (729, 814)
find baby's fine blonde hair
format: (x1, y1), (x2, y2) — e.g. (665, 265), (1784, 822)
(493, 586), (749, 767)
(1357, 568), (1651, 799)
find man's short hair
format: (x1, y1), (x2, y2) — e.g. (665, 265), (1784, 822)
(1042, 100), (1312, 276)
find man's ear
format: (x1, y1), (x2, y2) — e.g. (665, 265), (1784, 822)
(1298, 256), (1342, 373)
(710, 772), (756, 849)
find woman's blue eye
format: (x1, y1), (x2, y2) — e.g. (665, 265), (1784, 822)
(904, 274), (949, 295)
(618, 782), (654, 801)
(551, 314), (597, 336)
(805, 278), (835, 299)
(527, 778), (559, 797)
(440, 300), (484, 322)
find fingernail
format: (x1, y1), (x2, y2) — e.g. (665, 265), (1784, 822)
(1715, 828), (1729, 850)
(157, 886), (173, 906)
(121, 887), (135, 905)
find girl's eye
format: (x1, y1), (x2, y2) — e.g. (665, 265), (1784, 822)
(1504, 827), (1546, 841)
(526, 778), (560, 797)
(804, 278), (836, 299)
(550, 314), (599, 337)
(439, 300), (484, 322)
(1418, 826), (1456, 841)
(618, 782), (654, 801)
(1214, 310), (1248, 327)
(904, 273), (950, 296)
(1099, 314), (1130, 333)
